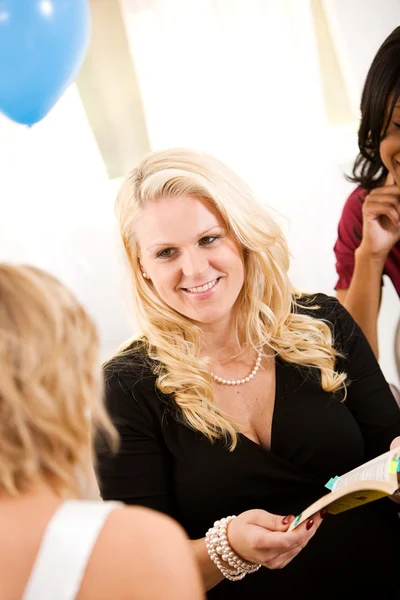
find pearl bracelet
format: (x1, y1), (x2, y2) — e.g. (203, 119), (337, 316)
(205, 515), (262, 582)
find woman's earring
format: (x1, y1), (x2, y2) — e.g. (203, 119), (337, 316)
(142, 272), (148, 278)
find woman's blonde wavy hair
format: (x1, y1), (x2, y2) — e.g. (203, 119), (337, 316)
(0, 264), (117, 497)
(115, 148), (347, 449)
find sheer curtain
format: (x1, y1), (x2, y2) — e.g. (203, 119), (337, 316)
(119, 0), (337, 290)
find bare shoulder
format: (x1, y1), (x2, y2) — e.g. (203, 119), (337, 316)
(78, 505), (204, 600)
(104, 504), (189, 555)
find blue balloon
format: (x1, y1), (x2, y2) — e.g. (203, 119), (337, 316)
(0, 0), (90, 125)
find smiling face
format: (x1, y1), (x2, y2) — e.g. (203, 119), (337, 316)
(136, 195), (245, 326)
(380, 96), (400, 185)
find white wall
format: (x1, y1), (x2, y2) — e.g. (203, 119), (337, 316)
(325, 0), (400, 110)
(0, 87), (131, 362)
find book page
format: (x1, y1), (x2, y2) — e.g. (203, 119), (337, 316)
(332, 450), (397, 492)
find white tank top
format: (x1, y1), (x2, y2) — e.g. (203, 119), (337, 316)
(22, 499), (120, 600)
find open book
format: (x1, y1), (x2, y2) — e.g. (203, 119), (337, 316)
(288, 448), (400, 530)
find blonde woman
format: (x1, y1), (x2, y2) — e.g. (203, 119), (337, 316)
(0, 264), (203, 600)
(97, 149), (400, 599)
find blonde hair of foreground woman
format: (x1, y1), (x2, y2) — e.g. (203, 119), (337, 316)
(0, 264), (204, 600)
(116, 148), (347, 448)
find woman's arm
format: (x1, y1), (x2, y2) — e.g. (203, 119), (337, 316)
(190, 509), (324, 591)
(336, 175), (400, 359)
(191, 538), (225, 590)
(337, 246), (384, 358)
(95, 370), (173, 514)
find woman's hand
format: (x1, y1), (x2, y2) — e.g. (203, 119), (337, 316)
(227, 508), (323, 570)
(359, 173), (400, 259)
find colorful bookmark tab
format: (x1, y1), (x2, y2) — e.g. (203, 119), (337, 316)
(325, 476), (339, 491)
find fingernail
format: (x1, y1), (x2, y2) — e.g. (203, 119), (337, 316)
(306, 519), (314, 530)
(320, 508), (328, 519)
(282, 515), (292, 525)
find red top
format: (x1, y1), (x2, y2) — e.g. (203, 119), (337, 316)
(334, 186), (400, 296)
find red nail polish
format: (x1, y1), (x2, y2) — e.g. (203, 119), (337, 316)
(320, 508), (328, 519)
(306, 519), (314, 530)
(282, 515), (292, 525)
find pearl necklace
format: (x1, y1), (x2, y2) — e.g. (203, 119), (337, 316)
(211, 350), (263, 386)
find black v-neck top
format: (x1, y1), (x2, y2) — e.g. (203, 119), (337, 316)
(96, 295), (400, 598)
